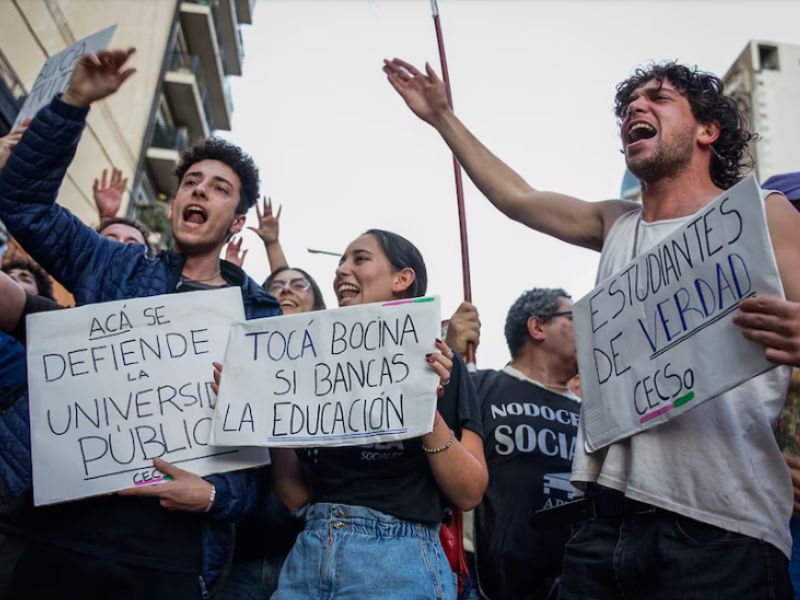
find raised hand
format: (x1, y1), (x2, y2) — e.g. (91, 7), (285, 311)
(225, 236), (248, 268)
(0, 119), (32, 170)
(93, 167), (127, 219)
(247, 197), (282, 246)
(63, 47), (137, 108)
(118, 457), (215, 512)
(382, 58), (450, 126)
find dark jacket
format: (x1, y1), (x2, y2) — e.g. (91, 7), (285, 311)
(0, 96), (281, 592)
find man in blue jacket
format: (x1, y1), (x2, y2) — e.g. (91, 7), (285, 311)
(0, 48), (280, 599)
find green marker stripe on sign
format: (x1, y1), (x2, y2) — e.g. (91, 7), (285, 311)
(673, 392), (695, 408)
(414, 297), (435, 303)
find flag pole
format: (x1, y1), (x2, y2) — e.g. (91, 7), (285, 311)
(430, 0), (475, 364)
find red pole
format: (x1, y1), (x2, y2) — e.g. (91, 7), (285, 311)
(430, 0), (475, 364)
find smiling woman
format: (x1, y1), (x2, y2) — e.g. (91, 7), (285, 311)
(267, 228), (488, 600)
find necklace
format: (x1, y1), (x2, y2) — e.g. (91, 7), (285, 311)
(543, 382), (569, 390)
(181, 269), (221, 283)
(177, 270), (222, 290)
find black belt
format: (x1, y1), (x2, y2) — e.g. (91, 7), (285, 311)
(532, 486), (660, 528)
(587, 488), (659, 518)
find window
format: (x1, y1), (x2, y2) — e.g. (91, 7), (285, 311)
(758, 45), (780, 71)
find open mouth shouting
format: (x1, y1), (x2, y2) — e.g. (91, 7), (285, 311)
(625, 121), (657, 151)
(336, 282), (360, 306)
(182, 204), (208, 227)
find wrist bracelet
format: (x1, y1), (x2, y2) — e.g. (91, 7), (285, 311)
(203, 484), (217, 513)
(422, 429), (455, 455)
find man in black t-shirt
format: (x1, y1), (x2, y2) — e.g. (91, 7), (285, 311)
(446, 288), (580, 600)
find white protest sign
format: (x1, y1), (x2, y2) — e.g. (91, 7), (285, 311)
(574, 176), (782, 452)
(27, 287), (268, 506)
(213, 296), (441, 447)
(14, 25), (116, 127)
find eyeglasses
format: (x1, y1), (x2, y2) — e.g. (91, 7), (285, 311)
(550, 311), (573, 321)
(266, 278), (311, 295)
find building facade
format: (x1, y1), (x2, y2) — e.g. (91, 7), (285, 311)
(0, 0), (255, 270)
(723, 40), (800, 182)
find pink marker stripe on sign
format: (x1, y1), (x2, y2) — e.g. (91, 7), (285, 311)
(639, 404), (673, 424)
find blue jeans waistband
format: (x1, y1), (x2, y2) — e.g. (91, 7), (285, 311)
(305, 503), (440, 541)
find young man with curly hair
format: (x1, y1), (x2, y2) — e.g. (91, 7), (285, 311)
(0, 49), (280, 598)
(385, 58), (800, 597)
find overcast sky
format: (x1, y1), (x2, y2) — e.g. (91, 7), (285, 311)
(223, 0), (800, 368)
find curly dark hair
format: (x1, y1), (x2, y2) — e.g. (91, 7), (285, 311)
(174, 138), (260, 214)
(504, 288), (570, 359)
(614, 61), (755, 190)
(1, 259), (54, 300)
(264, 266), (327, 311)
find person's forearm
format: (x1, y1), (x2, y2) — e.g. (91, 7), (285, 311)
(424, 418), (487, 510)
(430, 108), (617, 250)
(433, 109), (535, 222)
(270, 447), (313, 511)
(265, 240), (289, 273)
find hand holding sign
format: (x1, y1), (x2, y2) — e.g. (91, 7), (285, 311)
(119, 457), (215, 512)
(735, 296), (800, 367)
(62, 47), (137, 108)
(428, 338), (454, 395)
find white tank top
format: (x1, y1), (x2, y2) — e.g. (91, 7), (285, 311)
(571, 195), (793, 557)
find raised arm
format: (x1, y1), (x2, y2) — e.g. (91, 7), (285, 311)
(383, 59), (636, 251)
(248, 197), (289, 272)
(0, 49), (137, 294)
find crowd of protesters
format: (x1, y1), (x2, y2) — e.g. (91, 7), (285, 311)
(0, 40), (799, 600)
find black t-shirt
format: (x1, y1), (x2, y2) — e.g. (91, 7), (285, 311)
(473, 368), (580, 600)
(299, 353), (482, 524)
(25, 282), (234, 573)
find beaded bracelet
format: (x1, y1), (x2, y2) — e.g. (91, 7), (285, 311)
(422, 429), (455, 455)
(203, 484), (217, 513)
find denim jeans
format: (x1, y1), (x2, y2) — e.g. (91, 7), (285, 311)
(219, 556), (285, 600)
(790, 517), (800, 600)
(273, 503), (456, 600)
(559, 511), (793, 600)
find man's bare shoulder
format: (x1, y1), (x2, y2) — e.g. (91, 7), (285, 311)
(598, 199), (641, 242)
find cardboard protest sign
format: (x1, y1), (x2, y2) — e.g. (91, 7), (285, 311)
(574, 176), (782, 452)
(14, 25), (116, 127)
(27, 287), (268, 506)
(213, 297), (441, 447)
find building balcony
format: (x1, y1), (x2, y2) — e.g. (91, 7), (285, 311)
(163, 51), (210, 142)
(235, 0), (254, 24)
(146, 123), (189, 195)
(180, 1), (232, 130)
(215, 0), (244, 76)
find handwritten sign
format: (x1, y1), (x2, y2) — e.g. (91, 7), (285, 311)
(574, 176), (783, 451)
(14, 25), (116, 127)
(213, 297), (441, 447)
(27, 287), (268, 506)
